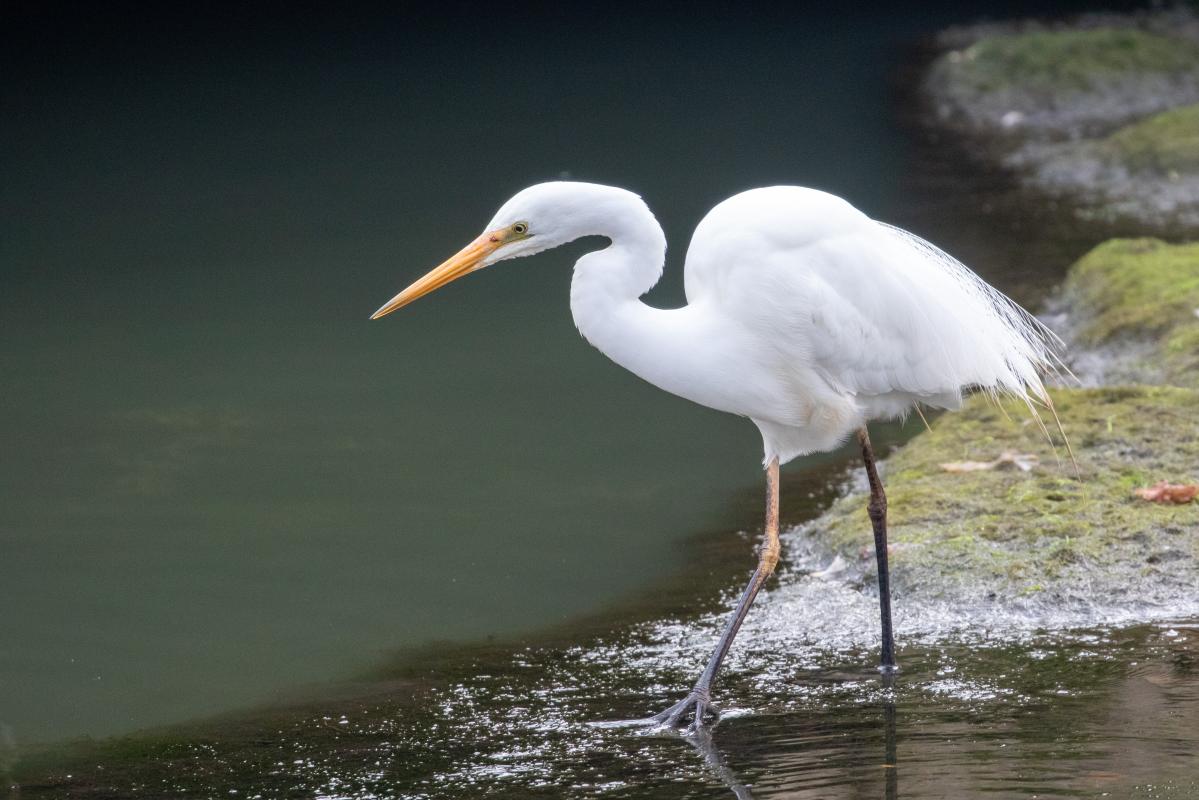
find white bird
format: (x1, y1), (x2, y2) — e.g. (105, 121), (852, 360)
(371, 181), (1063, 729)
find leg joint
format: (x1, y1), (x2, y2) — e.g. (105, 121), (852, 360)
(867, 496), (887, 519)
(758, 538), (781, 573)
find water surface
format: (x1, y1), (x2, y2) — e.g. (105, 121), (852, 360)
(14, 509), (1198, 798)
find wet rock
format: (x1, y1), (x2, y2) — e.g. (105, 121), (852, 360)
(1054, 238), (1199, 388)
(1017, 106), (1199, 229)
(803, 386), (1198, 615)
(927, 26), (1199, 139)
(923, 11), (1199, 232)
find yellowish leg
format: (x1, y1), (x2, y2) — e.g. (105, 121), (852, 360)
(653, 456), (781, 729)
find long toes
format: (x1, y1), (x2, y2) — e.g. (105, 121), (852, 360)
(689, 700), (709, 731)
(652, 690), (720, 730)
(651, 699), (683, 724)
(665, 704), (690, 728)
(691, 699), (722, 729)
(652, 702), (685, 727)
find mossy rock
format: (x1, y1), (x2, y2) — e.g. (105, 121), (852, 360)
(927, 26), (1199, 137)
(809, 386), (1198, 607)
(1016, 113), (1199, 234)
(1062, 238), (1199, 386)
(1101, 104), (1199, 175)
(953, 29), (1199, 94)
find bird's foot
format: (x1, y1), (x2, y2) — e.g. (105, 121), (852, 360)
(651, 687), (721, 731)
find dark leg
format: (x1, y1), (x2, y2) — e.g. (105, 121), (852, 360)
(653, 456), (781, 729)
(858, 427), (897, 672)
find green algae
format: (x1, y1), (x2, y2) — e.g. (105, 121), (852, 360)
(1103, 104), (1199, 175)
(1165, 323), (1199, 383)
(951, 28), (1199, 95)
(809, 386), (1199, 604)
(1065, 238), (1199, 343)
(1062, 238), (1199, 387)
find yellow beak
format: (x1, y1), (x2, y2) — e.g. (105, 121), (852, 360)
(370, 230), (506, 320)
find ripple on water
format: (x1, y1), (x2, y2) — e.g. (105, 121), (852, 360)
(17, 522), (1199, 799)
(372, 523), (1199, 799)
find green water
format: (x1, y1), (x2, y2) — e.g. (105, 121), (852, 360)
(14, 559), (1199, 797)
(0, 3), (1133, 748)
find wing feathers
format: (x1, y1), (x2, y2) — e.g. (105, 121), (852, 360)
(805, 221), (1063, 408)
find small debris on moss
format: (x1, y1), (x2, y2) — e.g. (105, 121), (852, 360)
(941, 451), (1040, 472)
(805, 386), (1199, 609)
(1134, 481), (1199, 504)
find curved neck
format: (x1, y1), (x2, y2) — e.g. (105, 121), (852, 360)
(560, 185), (666, 299)
(567, 189), (667, 350)
(567, 192), (718, 407)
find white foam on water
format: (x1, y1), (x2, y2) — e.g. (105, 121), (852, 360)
(414, 518), (1199, 793)
(308, 491), (1199, 797)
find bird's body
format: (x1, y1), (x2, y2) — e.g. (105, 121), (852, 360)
(371, 180), (1062, 729)
(559, 183), (1056, 463)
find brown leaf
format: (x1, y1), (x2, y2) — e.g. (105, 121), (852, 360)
(1133, 481), (1199, 505)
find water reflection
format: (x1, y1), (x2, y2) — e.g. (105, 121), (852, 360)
(688, 675), (900, 800)
(11, 450), (1199, 797)
(16, 609), (1198, 797)
(685, 691), (899, 800)
(883, 696), (898, 800)
(685, 729), (754, 800)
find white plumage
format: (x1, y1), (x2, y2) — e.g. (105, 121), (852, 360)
(373, 181), (1060, 463)
(675, 185), (1061, 461)
(397, 181), (1058, 464)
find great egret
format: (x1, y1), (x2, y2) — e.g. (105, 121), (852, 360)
(371, 181), (1062, 729)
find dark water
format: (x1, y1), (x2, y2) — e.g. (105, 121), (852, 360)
(12, 528), (1199, 798)
(2, 5), (897, 743)
(1, 0), (1176, 791)
(7, 454), (1199, 798)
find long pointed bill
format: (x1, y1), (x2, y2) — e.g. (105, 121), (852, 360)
(370, 231), (505, 320)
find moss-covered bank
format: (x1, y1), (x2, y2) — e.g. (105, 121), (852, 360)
(1102, 104), (1199, 176)
(1061, 238), (1199, 387)
(803, 237), (1199, 608)
(1027, 104), (1199, 230)
(808, 385), (1197, 608)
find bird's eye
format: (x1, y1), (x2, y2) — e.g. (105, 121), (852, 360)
(512, 222), (529, 235)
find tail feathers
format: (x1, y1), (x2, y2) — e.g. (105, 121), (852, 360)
(878, 222), (1076, 477)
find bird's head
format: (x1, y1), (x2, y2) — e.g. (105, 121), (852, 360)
(370, 181), (653, 320)
(370, 182), (608, 320)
